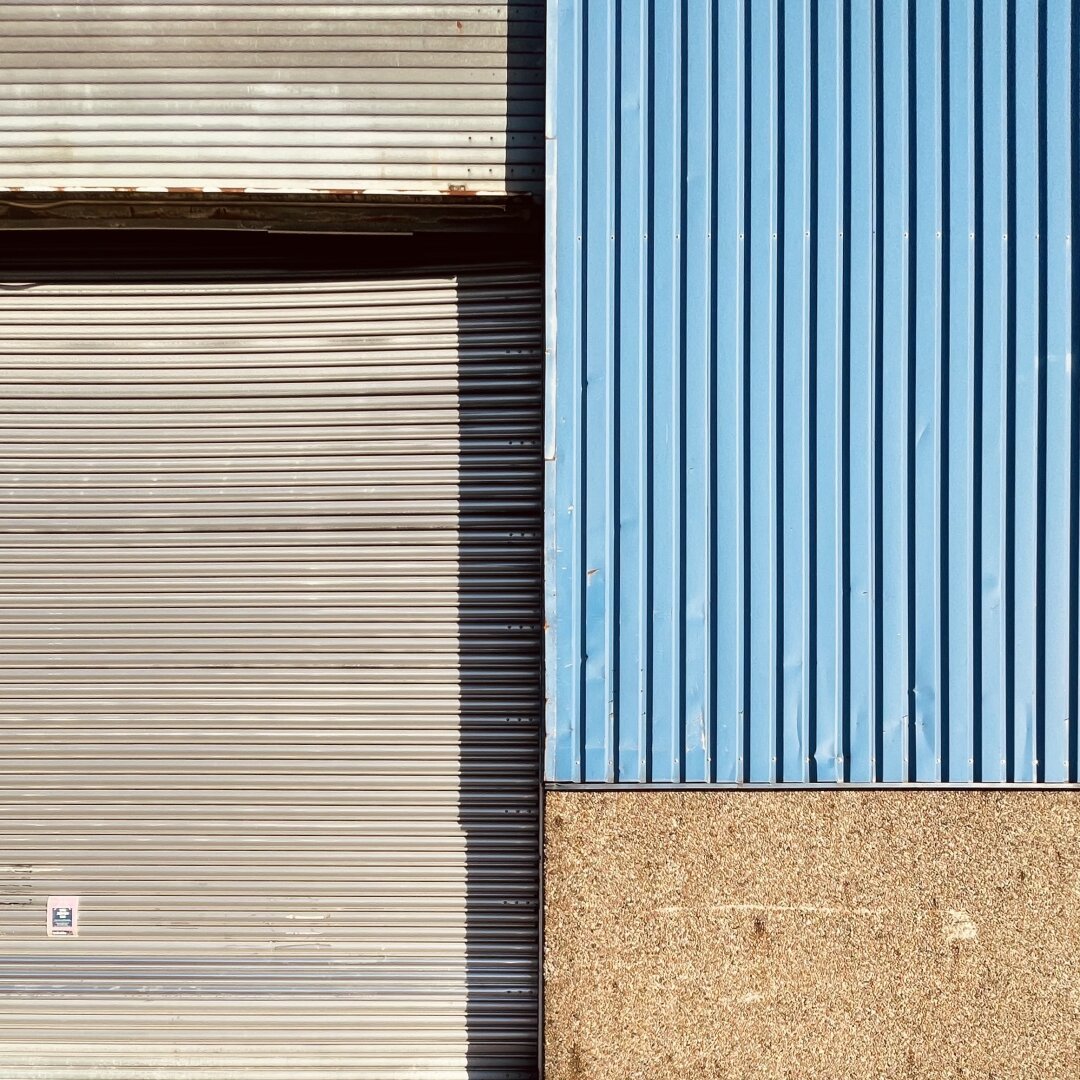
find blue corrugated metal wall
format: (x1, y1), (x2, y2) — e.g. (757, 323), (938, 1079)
(545, 0), (1080, 784)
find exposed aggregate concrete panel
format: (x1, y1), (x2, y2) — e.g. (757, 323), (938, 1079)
(544, 791), (1080, 1079)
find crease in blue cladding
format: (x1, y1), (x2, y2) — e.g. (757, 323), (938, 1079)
(545, 0), (1080, 785)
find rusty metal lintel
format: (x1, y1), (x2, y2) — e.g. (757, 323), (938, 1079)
(0, 189), (541, 235)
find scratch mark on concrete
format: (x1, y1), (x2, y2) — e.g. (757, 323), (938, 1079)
(658, 902), (890, 916)
(943, 909), (978, 943)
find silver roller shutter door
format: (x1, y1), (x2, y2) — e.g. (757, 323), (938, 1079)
(0, 2), (544, 197)
(0, 267), (542, 1078)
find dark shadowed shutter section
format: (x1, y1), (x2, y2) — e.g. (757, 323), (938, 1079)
(0, 268), (541, 1078)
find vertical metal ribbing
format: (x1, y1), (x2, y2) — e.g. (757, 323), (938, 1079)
(546, 0), (585, 781)
(1041, 0), (1073, 783)
(614, 0), (651, 783)
(846, 0), (877, 782)
(1071, 0), (1080, 785)
(746, 0), (779, 782)
(1011, 0), (1040, 782)
(546, 0), (1080, 787)
(1035, 0), (1050, 783)
(708, 0), (723, 782)
(774, 0), (787, 783)
(977, 0), (1010, 783)
(576, 0), (591, 782)
(944, 0), (978, 783)
(738, 0), (753, 781)
(811, 0), (844, 782)
(647, 0), (682, 781)
(1004, 0), (1019, 782)
(713, 0), (745, 782)
(681, 0), (714, 782)
(937, 0), (952, 781)
(836, 0), (850, 784)
(872, 0), (887, 781)
(806, 0), (821, 782)
(779, 0), (812, 784)
(905, 0), (920, 781)
(912, 0), (944, 782)
(581, 0), (617, 781)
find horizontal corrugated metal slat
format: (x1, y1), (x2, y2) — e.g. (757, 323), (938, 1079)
(546, 0), (1080, 784)
(0, 2), (544, 196)
(0, 268), (542, 1077)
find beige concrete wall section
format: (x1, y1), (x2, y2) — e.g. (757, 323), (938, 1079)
(544, 791), (1080, 1079)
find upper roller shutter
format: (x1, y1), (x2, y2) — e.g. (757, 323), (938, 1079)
(0, 266), (542, 1078)
(0, 2), (544, 197)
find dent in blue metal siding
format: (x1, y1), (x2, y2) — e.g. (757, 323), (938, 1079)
(545, 0), (1080, 786)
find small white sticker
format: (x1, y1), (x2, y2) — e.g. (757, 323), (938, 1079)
(47, 896), (79, 938)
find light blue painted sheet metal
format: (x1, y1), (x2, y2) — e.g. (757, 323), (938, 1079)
(546, 0), (1080, 784)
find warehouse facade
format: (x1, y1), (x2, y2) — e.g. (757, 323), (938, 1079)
(3, 1), (1080, 1077)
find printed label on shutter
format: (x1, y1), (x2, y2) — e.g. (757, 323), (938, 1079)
(47, 897), (79, 938)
